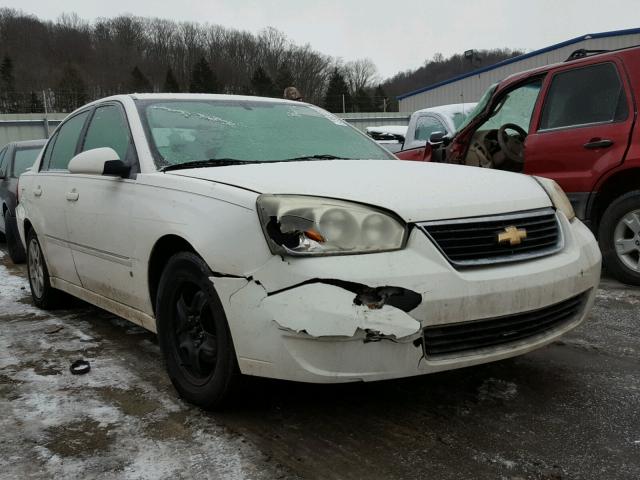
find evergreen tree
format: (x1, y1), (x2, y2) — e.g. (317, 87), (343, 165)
(163, 67), (180, 92)
(29, 91), (43, 113)
(0, 56), (16, 113)
(353, 88), (373, 112)
(130, 66), (153, 92)
(0, 56), (15, 92)
(275, 65), (294, 97)
(189, 57), (220, 93)
(56, 64), (87, 112)
(250, 66), (277, 97)
(373, 84), (388, 112)
(324, 68), (351, 113)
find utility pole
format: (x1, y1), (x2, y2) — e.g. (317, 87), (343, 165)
(342, 94), (346, 113)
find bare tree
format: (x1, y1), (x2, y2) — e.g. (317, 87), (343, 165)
(344, 58), (378, 96)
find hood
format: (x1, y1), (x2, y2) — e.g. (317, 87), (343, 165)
(167, 160), (551, 222)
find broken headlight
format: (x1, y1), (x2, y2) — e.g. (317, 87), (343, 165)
(534, 176), (576, 222)
(257, 195), (407, 256)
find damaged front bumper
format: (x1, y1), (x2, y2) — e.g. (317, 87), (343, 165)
(214, 215), (601, 383)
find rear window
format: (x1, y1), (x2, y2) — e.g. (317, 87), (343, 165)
(539, 63), (628, 130)
(13, 147), (42, 177)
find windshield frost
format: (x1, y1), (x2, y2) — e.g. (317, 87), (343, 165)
(455, 84), (497, 133)
(137, 100), (394, 167)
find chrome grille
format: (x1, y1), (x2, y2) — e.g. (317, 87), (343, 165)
(422, 292), (588, 358)
(418, 208), (563, 267)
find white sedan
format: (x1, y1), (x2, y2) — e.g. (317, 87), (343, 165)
(16, 94), (601, 408)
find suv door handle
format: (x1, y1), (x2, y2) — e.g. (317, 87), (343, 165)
(33, 186), (42, 197)
(583, 138), (613, 149)
(66, 190), (79, 202)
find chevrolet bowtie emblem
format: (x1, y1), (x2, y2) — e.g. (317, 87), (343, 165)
(497, 226), (527, 246)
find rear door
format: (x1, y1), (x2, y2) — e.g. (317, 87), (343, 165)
(64, 102), (140, 308)
(524, 60), (634, 215)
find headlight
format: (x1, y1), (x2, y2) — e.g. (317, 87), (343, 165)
(534, 176), (575, 221)
(257, 195), (407, 256)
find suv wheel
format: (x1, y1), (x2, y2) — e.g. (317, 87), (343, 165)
(5, 211), (26, 263)
(599, 190), (640, 285)
(156, 252), (238, 409)
(26, 229), (63, 308)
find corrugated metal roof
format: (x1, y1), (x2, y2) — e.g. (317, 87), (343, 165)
(397, 27), (640, 100)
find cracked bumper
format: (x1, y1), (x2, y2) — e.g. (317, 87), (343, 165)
(215, 215), (601, 383)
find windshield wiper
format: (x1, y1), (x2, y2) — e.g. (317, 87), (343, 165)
(282, 154), (351, 161)
(161, 159), (261, 172)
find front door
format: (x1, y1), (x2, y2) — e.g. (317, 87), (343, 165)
(524, 60), (634, 216)
(65, 103), (139, 308)
(31, 110), (91, 286)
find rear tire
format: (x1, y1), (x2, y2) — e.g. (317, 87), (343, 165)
(26, 229), (63, 309)
(598, 190), (640, 285)
(5, 211), (26, 264)
(155, 252), (238, 409)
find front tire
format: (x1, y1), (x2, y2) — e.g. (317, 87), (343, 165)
(155, 252), (238, 409)
(598, 191), (640, 285)
(26, 229), (63, 309)
(5, 211), (26, 263)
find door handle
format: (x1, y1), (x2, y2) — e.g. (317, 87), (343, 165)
(33, 186), (42, 197)
(583, 139), (613, 149)
(66, 190), (79, 202)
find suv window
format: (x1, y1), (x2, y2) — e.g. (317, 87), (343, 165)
(415, 116), (447, 141)
(82, 104), (132, 161)
(539, 63), (628, 130)
(48, 111), (90, 170)
(482, 79), (543, 132)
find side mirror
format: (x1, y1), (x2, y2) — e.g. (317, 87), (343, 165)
(428, 131), (449, 146)
(68, 147), (130, 177)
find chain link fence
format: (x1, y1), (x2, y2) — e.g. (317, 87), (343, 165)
(0, 91), (397, 114)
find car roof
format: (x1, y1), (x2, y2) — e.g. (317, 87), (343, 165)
(499, 44), (640, 89)
(80, 93), (308, 109)
(412, 103), (477, 117)
(4, 139), (47, 150)
(61, 93), (317, 122)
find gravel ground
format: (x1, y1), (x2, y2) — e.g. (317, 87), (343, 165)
(1, 247), (638, 480)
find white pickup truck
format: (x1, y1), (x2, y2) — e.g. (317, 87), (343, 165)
(402, 102), (476, 151)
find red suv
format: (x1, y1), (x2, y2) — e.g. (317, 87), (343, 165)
(398, 46), (640, 285)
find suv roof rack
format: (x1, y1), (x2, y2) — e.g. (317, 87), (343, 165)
(565, 49), (610, 61)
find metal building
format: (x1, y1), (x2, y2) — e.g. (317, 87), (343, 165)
(397, 28), (640, 113)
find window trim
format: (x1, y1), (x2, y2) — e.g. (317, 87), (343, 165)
(536, 61), (629, 134)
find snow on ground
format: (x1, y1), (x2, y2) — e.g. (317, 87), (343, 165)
(0, 256), (295, 480)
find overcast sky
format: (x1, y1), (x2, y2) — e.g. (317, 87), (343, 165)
(3, 0), (638, 79)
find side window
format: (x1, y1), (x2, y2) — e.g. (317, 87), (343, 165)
(13, 147), (43, 177)
(0, 147), (7, 176)
(40, 133), (58, 171)
(481, 79), (543, 132)
(82, 104), (133, 162)
(415, 116), (447, 141)
(539, 63), (628, 130)
(48, 111), (90, 170)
